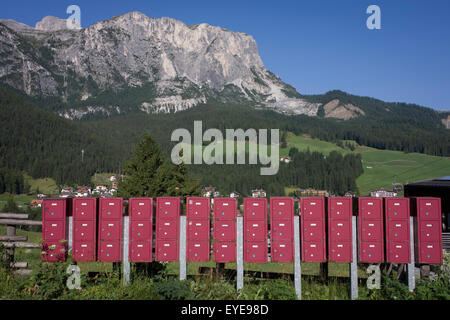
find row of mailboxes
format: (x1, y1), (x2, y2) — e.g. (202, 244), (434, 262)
(41, 196), (443, 265)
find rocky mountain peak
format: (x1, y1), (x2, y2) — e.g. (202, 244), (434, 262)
(35, 16), (69, 31)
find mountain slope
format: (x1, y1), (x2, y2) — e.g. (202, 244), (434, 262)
(0, 12), (319, 117)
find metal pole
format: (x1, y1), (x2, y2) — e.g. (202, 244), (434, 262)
(294, 216), (302, 300)
(237, 216), (244, 292)
(408, 216), (415, 292)
(350, 216), (358, 300)
(122, 216), (130, 286)
(179, 216), (187, 281)
(68, 217), (73, 253)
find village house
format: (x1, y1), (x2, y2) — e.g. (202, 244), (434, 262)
(230, 191), (241, 199)
(280, 156), (292, 164)
(30, 199), (43, 208)
(370, 189), (398, 198)
(251, 189), (267, 198)
(60, 187), (74, 198)
(75, 186), (91, 197)
(299, 189), (329, 197)
(202, 186), (216, 197)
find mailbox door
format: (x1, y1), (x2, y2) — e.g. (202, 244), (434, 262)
(329, 242), (352, 263)
(98, 241), (122, 262)
(359, 241), (384, 263)
(187, 198), (210, 220)
(214, 241), (236, 263)
(100, 220), (122, 241)
(43, 221), (65, 241)
(43, 200), (66, 221)
(302, 241), (326, 262)
(302, 220), (325, 241)
(187, 220), (210, 240)
(129, 241), (152, 262)
(387, 242), (410, 263)
(187, 240), (210, 262)
(157, 219), (179, 239)
(418, 198), (441, 220)
(214, 221), (236, 241)
(100, 198), (123, 220)
(385, 198), (409, 220)
(245, 241), (267, 263)
(419, 221), (441, 242)
(213, 198), (237, 220)
(387, 221), (409, 242)
(73, 198), (96, 220)
(329, 220), (352, 242)
(244, 198), (267, 221)
(359, 198), (383, 220)
(244, 220), (267, 242)
(42, 241), (66, 262)
(157, 197), (180, 219)
(130, 198), (153, 220)
(270, 198), (294, 220)
(72, 242), (95, 262)
(130, 220), (152, 241)
(328, 198), (352, 220)
(360, 220), (383, 241)
(271, 241), (293, 263)
(73, 220), (96, 241)
(156, 240), (178, 262)
(271, 220), (293, 241)
(419, 242), (442, 264)
(301, 198), (324, 220)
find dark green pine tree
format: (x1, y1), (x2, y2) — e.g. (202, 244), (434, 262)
(118, 134), (165, 198)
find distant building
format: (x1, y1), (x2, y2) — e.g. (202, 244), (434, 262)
(213, 191), (221, 198)
(280, 156), (292, 164)
(95, 185), (108, 193)
(345, 191), (357, 197)
(251, 189), (267, 198)
(109, 175), (117, 182)
(37, 194), (46, 199)
(111, 182), (119, 189)
(202, 186), (216, 197)
(30, 199), (43, 208)
(299, 189), (329, 197)
(76, 186), (91, 197)
(60, 187), (74, 197)
(230, 191), (241, 199)
(370, 189), (398, 198)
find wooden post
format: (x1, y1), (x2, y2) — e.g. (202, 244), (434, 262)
(6, 225), (16, 264)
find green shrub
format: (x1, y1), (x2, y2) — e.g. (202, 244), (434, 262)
(153, 276), (193, 300)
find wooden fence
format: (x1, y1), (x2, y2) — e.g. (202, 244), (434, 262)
(0, 213), (42, 276)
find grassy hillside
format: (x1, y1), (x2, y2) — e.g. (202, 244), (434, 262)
(281, 133), (450, 195)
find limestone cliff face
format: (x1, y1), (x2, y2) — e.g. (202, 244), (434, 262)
(0, 11), (320, 118)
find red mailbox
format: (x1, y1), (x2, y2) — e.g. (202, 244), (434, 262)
(411, 197), (443, 264)
(72, 197), (97, 262)
(328, 197), (353, 263)
(42, 198), (70, 262)
(385, 198), (410, 264)
(244, 198), (267, 221)
(129, 198), (153, 262)
(73, 220), (96, 241)
(358, 197), (384, 263)
(301, 197), (326, 262)
(303, 241), (326, 263)
(100, 220), (122, 240)
(157, 197), (181, 219)
(272, 241), (293, 263)
(130, 241), (152, 262)
(156, 239), (178, 261)
(270, 197), (294, 220)
(245, 241), (267, 263)
(188, 220), (210, 240)
(187, 240), (210, 262)
(329, 242), (352, 262)
(41, 241), (66, 262)
(72, 241), (96, 262)
(73, 198), (97, 220)
(187, 197), (210, 220)
(271, 221), (293, 241)
(155, 197), (180, 262)
(99, 198), (123, 220)
(245, 220), (267, 241)
(214, 220), (236, 241)
(98, 241), (122, 262)
(129, 198), (153, 220)
(213, 198), (237, 220)
(214, 241), (236, 263)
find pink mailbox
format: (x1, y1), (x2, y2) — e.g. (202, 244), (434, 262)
(358, 197), (384, 263)
(187, 197), (210, 220)
(72, 197), (97, 262)
(213, 198), (237, 220)
(214, 241), (236, 263)
(42, 198), (70, 262)
(245, 241), (267, 263)
(301, 197), (326, 263)
(187, 240), (210, 262)
(244, 198), (267, 221)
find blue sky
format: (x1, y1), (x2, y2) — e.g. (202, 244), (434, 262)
(1, 0), (449, 110)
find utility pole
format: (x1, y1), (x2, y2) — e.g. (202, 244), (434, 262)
(81, 149), (84, 163)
